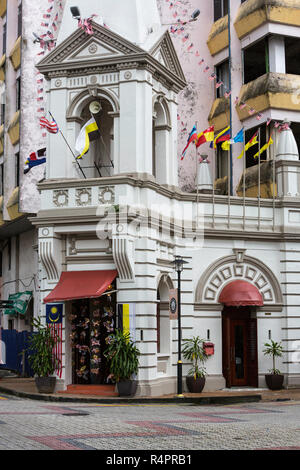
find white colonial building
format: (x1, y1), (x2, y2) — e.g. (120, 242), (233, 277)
(0, 0), (300, 396)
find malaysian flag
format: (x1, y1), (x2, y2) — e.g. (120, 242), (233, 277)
(40, 116), (59, 134)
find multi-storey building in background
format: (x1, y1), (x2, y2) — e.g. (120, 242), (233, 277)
(0, 0), (300, 395)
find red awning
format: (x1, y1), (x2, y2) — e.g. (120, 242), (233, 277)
(218, 280), (263, 307)
(43, 270), (118, 303)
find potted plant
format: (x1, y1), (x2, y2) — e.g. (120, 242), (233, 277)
(182, 336), (208, 393)
(104, 329), (140, 397)
(26, 318), (60, 394)
(263, 340), (284, 390)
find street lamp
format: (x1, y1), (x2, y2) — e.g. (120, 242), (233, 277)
(171, 256), (189, 397)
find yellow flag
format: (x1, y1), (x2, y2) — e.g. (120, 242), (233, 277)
(253, 137), (273, 159)
(237, 135), (258, 159)
(75, 118), (99, 159)
(221, 140), (231, 151)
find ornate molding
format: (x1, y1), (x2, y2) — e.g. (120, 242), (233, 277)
(39, 229), (62, 282)
(195, 255), (283, 310)
(75, 188), (92, 207)
(99, 186), (115, 205)
(112, 237), (135, 282)
(53, 190), (69, 207)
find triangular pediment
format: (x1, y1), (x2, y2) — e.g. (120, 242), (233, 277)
(37, 22), (186, 92)
(149, 31), (186, 83)
(38, 21), (144, 69)
(67, 37), (122, 62)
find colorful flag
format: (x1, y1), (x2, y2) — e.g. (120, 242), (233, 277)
(210, 126), (230, 149)
(222, 128), (244, 151)
(24, 148), (46, 174)
(253, 136), (273, 159)
(237, 131), (258, 159)
(181, 125), (197, 159)
(40, 116), (59, 134)
(196, 126), (214, 147)
(75, 118), (99, 159)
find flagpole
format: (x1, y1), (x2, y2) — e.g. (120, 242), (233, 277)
(243, 128), (246, 231)
(48, 111), (87, 179)
(195, 121), (199, 228)
(228, 146), (231, 230)
(258, 127), (261, 231)
(212, 136), (215, 229)
(273, 126), (276, 232)
(228, 0), (233, 196)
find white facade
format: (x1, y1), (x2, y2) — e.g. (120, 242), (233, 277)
(1, 1), (300, 395)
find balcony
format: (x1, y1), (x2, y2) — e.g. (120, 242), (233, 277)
(207, 15), (229, 56)
(208, 97), (230, 132)
(234, 0), (300, 40)
(8, 110), (20, 145)
(0, 54), (5, 82)
(0, 0), (6, 18)
(32, 173), (288, 238)
(236, 72), (300, 121)
(0, 196), (4, 226)
(7, 187), (22, 221)
(9, 36), (21, 71)
(0, 124), (3, 155)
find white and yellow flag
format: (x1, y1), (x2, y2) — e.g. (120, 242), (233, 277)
(75, 118), (99, 159)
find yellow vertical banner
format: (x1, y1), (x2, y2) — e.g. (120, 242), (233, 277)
(123, 304), (130, 338)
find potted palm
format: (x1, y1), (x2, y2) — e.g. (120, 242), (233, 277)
(182, 336), (208, 393)
(104, 329), (140, 397)
(263, 340), (284, 390)
(26, 318), (60, 394)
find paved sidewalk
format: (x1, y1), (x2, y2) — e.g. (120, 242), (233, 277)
(0, 397), (299, 450)
(1, 377), (300, 404)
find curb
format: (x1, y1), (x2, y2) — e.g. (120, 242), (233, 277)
(0, 386), (262, 405)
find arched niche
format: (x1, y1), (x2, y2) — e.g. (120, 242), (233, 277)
(152, 95), (171, 185)
(67, 87), (120, 121)
(66, 88), (120, 178)
(156, 273), (174, 356)
(195, 255), (283, 311)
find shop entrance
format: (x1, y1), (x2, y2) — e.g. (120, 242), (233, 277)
(222, 307), (258, 388)
(70, 289), (117, 385)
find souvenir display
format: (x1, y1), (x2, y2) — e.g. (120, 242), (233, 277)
(71, 285), (116, 385)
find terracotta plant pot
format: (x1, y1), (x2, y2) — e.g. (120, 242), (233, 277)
(117, 380), (137, 397)
(35, 376), (57, 394)
(265, 374), (284, 391)
(186, 376), (206, 393)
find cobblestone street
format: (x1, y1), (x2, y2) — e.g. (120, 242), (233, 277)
(0, 394), (299, 450)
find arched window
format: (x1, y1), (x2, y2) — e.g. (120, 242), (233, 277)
(79, 98), (114, 178)
(152, 98), (171, 185)
(157, 275), (172, 355)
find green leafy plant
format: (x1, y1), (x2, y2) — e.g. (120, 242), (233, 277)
(182, 336), (208, 379)
(25, 318), (61, 377)
(104, 329), (140, 382)
(263, 340), (283, 375)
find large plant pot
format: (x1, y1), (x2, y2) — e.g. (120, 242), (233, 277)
(265, 374), (284, 391)
(117, 380), (137, 397)
(35, 377), (56, 394)
(186, 376), (206, 393)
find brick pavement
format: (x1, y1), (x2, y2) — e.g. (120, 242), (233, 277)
(0, 394), (299, 450)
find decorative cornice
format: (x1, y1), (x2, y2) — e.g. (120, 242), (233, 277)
(37, 22), (186, 92)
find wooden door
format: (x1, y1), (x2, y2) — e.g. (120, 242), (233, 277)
(222, 308), (258, 388)
(230, 320), (248, 386)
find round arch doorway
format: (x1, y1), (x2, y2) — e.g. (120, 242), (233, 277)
(220, 280), (263, 388)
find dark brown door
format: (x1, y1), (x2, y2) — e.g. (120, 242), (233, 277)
(230, 320), (248, 386)
(222, 308), (258, 388)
